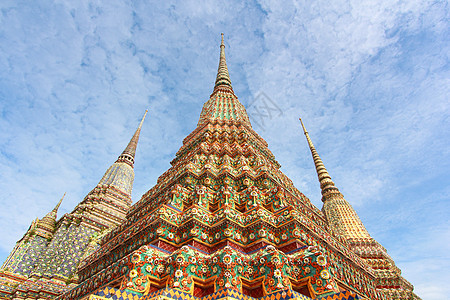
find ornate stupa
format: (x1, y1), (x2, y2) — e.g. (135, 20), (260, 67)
(61, 35), (418, 300)
(0, 35), (419, 300)
(0, 111), (147, 299)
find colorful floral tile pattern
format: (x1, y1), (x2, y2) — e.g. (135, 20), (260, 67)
(122, 244), (338, 297)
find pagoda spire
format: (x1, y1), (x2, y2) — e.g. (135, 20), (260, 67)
(299, 118), (371, 240)
(43, 192), (65, 222)
(117, 110), (148, 167)
(97, 110), (148, 198)
(35, 193), (65, 239)
(299, 118), (340, 201)
(52, 192), (65, 213)
(213, 33), (233, 94)
(197, 34), (251, 126)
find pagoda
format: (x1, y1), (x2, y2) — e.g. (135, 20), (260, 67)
(1, 35), (420, 300)
(0, 111), (147, 299)
(60, 35), (419, 300)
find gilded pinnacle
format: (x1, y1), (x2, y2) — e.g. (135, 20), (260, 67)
(117, 110), (148, 166)
(35, 193), (65, 238)
(197, 34), (253, 128)
(300, 118), (372, 240)
(299, 118), (340, 201)
(52, 192), (65, 212)
(213, 33), (233, 93)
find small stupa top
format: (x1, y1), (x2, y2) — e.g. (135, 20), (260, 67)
(35, 193), (65, 238)
(116, 110), (148, 167)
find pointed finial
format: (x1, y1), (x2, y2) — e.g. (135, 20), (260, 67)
(52, 192), (65, 212)
(299, 118), (307, 134)
(299, 118), (340, 201)
(35, 193), (65, 238)
(117, 110), (148, 167)
(138, 110), (148, 130)
(299, 118), (372, 239)
(213, 33), (233, 94)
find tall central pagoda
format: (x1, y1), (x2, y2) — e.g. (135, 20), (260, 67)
(57, 35), (419, 300)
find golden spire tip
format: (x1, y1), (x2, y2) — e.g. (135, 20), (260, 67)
(299, 117), (307, 134)
(138, 110), (148, 129)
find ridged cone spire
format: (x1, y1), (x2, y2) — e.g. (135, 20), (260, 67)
(197, 34), (251, 127)
(299, 118), (340, 201)
(35, 193), (65, 238)
(117, 110), (148, 167)
(52, 192), (65, 213)
(299, 118), (371, 240)
(98, 110), (147, 197)
(213, 33), (233, 94)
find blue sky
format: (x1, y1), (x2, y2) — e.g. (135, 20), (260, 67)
(0, 1), (448, 298)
